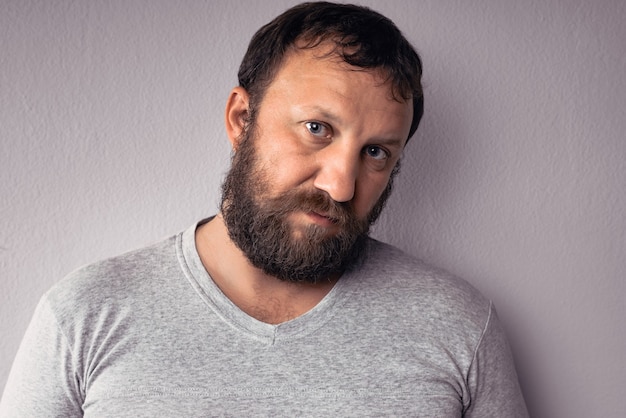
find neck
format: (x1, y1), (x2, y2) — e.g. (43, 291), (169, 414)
(195, 214), (339, 324)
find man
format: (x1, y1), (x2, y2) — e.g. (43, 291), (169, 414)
(0, 2), (528, 416)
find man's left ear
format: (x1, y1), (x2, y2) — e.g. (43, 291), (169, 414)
(224, 86), (250, 151)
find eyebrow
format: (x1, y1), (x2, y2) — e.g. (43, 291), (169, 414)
(374, 137), (405, 149)
(306, 106), (345, 125)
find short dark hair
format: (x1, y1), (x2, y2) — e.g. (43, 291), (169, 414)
(237, 1), (424, 142)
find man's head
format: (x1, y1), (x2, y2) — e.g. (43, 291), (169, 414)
(237, 1), (423, 142)
(220, 2), (423, 284)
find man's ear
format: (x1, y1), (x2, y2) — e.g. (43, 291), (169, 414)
(225, 86), (250, 151)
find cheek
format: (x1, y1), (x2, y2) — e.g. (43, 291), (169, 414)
(261, 136), (319, 190)
(354, 174), (391, 212)
(264, 151), (314, 191)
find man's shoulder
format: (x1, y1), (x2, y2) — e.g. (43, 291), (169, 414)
(43, 234), (180, 316)
(353, 238), (492, 326)
(363, 238), (484, 293)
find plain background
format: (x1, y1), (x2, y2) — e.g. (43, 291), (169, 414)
(1, 1), (625, 416)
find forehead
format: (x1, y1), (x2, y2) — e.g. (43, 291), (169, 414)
(266, 41), (406, 103)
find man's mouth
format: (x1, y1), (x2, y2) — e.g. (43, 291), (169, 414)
(306, 210), (339, 228)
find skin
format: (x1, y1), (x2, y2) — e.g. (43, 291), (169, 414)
(196, 43), (413, 324)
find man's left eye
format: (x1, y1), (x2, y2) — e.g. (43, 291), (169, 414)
(364, 146), (389, 160)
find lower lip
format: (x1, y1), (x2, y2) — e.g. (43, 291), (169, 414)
(306, 211), (337, 228)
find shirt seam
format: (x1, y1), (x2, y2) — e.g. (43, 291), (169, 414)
(463, 299), (493, 411)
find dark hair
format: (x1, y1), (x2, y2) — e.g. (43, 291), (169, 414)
(237, 1), (424, 141)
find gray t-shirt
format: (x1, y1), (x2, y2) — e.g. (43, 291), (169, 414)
(0, 222), (528, 417)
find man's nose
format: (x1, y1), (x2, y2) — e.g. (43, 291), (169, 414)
(312, 145), (359, 203)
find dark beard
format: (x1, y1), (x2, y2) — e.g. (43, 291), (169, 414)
(220, 124), (399, 284)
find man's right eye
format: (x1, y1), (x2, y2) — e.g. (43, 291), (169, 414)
(305, 121), (330, 138)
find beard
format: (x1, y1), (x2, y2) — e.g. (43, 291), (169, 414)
(220, 123), (399, 284)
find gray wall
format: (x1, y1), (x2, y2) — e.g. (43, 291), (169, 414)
(1, 1), (625, 417)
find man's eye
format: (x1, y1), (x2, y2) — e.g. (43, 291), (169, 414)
(305, 121), (329, 137)
(364, 146), (389, 161)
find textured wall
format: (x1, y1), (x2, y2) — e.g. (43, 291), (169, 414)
(1, 1), (625, 417)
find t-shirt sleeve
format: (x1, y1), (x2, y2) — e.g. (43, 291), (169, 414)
(464, 303), (529, 417)
(0, 296), (84, 417)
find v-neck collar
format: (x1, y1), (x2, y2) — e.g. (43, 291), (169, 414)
(176, 220), (353, 345)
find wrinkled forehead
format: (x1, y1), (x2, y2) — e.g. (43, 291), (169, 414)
(285, 39), (402, 101)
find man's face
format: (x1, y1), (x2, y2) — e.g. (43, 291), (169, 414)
(221, 44), (413, 283)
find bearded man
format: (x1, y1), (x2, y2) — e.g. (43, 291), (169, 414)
(1, 2), (528, 416)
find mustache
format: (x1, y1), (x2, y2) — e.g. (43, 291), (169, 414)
(265, 189), (354, 226)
